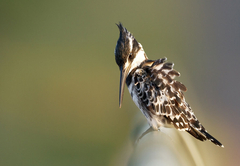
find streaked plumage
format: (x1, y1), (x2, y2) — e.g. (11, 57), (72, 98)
(114, 23), (223, 147)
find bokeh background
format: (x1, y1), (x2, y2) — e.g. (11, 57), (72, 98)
(0, 1), (240, 165)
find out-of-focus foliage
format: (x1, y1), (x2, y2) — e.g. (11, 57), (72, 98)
(0, 1), (239, 166)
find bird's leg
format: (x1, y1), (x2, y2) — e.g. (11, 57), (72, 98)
(135, 127), (155, 144)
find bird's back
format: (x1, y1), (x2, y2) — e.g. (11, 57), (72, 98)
(126, 58), (223, 147)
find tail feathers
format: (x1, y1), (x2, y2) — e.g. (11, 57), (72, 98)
(201, 129), (224, 148)
(187, 127), (224, 148)
(187, 126), (207, 142)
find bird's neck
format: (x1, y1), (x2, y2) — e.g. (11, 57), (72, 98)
(128, 50), (148, 74)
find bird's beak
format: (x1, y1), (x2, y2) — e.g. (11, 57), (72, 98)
(119, 65), (130, 108)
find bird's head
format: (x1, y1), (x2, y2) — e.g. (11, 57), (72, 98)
(114, 23), (147, 108)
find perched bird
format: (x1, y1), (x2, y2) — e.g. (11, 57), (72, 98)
(114, 23), (223, 147)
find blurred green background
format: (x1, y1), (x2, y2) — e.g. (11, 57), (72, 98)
(0, 1), (239, 165)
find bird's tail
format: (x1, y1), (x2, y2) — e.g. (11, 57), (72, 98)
(200, 129), (224, 148)
(187, 126), (224, 148)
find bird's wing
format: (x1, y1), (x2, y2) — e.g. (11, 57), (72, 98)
(134, 58), (206, 137)
(133, 58), (223, 147)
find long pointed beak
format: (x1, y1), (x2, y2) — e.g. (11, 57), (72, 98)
(119, 66), (129, 108)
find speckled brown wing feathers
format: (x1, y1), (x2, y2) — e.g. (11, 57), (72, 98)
(133, 58), (222, 146)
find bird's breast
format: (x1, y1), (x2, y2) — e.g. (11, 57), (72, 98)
(127, 74), (174, 130)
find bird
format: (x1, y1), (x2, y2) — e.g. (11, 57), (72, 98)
(114, 23), (224, 147)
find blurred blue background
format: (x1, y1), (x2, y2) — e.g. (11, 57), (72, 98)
(0, 1), (239, 165)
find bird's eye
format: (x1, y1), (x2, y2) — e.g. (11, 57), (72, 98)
(129, 53), (132, 58)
